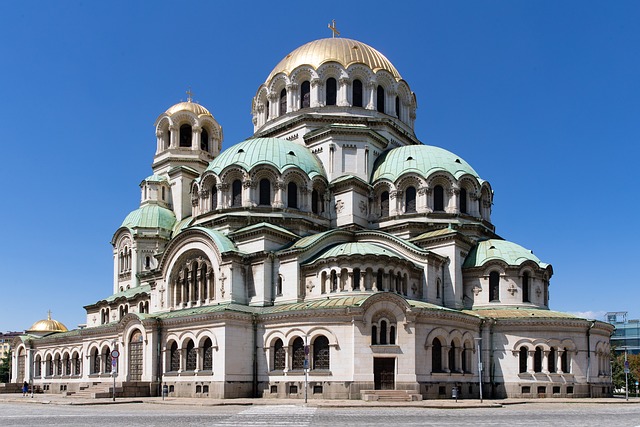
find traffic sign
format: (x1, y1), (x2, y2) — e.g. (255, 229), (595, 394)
(111, 350), (120, 359)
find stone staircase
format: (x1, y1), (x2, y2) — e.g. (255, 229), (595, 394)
(361, 390), (423, 402)
(70, 383), (122, 399)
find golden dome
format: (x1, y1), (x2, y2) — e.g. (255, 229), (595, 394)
(27, 312), (68, 334)
(165, 101), (212, 117)
(266, 38), (402, 82)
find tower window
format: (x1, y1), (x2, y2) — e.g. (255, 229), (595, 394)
(460, 188), (467, 214)
(489, 271), (500, 301)
(232, 179), (242, 207)
(395, 95), (400, 118)
(200, 129), (209, 151)
(433, 185), (444, 211)
(519, 347), (528, 373)
(352, 79), (363, 107)
(179, 124), (192, 147)
(287, 182), (298, 209)
(377, 86), (385, 113)
(300, 81), (310, 108)
(405, 186), (416, 213)
(326, 78), (337, 106)
(279, 88), (287, 116)
(211, 185), (217, 210)
(522, 272), (530, 303)
(432, 338), (443, 372)
(259, 178), (271, 206)
(380, 191), (389, 217)
(312, 189), (319, 214)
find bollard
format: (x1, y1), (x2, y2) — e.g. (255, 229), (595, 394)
(162, 384), (168, 401)
(452, 387), (458, 402)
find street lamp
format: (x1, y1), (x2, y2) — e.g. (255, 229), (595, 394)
(475, 337), (483, 403)
(623, 347), (629, 402)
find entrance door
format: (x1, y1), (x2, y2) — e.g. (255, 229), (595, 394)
(128, 331), (143, 381)
(374, 358), (395, 390)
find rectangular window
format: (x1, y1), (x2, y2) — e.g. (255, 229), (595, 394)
(553, 386), (560, 394)
(567, 386), (574, 394)
(313, 385), (323, 394)
(521, 386), (531, 394)
(537, 386), (546, 395)
(289, 385), (298, 394)
(270, 385), (278, 394)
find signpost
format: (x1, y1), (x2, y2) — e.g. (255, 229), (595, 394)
(624, 351), (629, 402)
(111, 349), (119, 402)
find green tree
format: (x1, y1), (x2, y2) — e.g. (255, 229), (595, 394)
(0, 350), (11, 383)
(611, 351), (639, 393)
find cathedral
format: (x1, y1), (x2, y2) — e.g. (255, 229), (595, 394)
(11, 33), (613, 400)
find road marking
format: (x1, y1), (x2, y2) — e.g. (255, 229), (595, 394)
(216, 405), (316, 426)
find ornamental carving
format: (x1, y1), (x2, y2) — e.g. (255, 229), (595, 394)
(335, 199), (345, 213)
(508, 284), (517, 296)
(359, 200), (368, 214)
(472, 286), (482, 296)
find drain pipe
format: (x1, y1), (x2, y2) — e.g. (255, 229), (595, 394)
(252, 314), (258, 397)
(586, 320), (595, 398)
(156, 320), (163, 397)
(489, 319), (495, 398)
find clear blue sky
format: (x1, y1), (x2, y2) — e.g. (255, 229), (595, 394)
(1, 1), (638, 332)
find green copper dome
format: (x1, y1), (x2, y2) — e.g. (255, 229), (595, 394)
(463, 239), (549, 269)
(371, 145), (483, 183)
(305, 242), (405, 264)
(205, 137), (326, 179)
(121, 204), (176, 230)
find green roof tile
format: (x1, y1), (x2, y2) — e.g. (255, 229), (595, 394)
(121, 204), (176, 230)
(463, 239), (549, 269)
(372, 145), (483, 183)
(205, 137), (326, 179)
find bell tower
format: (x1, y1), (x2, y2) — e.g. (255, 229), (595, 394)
(152, 94), (223, 221)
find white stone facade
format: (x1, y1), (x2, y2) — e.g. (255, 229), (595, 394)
(11, 36), (612, 400)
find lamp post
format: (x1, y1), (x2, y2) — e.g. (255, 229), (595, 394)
(624, 347), (629, 402)
(475, 337), (483, 403)
(304, 334), (309, 404)
(29, 348), (34, 398)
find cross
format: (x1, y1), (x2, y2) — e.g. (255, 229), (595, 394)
(186, 88), (193, 102)
(328, 20), (340, 38)
(158, 285), (166, 308)
(47, 309), (52, 320)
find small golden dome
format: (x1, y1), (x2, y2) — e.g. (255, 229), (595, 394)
(27, 312), (68, 333)
(266, 38), (402, 83)
(165, 101), (212, 117)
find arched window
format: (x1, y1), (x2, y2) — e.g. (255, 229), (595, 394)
(405, 186), (416, 213)
(91, 349), (99, 374)
(211, 185), (218, 210)
(186, 340), (196, 371)
(432, 338), (443, 372)
(162, 186), (166, 201)
(489, 271), (500, 301)
(292, 337), (305, 370)
(300, 81), (310, 109)
(279, 88), (287, 116)
(202, 338), (213, 371)
(273, 339), (285, 371)
(287, 182), (298, 209)
(436, 278), (442, 299)
(331, 270), (338, 292)
(352, 79), (363, 107)
(395, 96), (400, 118)
(276, 276), (283, 296)
(390, 325), (396, 345)
(461, 344), (468, 372)
(380, 191), (389, 217)
(72, 353), (80, 376)
(353, 268), (361, 290)
(377, 86), (385, 113)
(561, 348), (569, 373)
(200, 129), (209, 151)
(371, 325), (378, 345)
(326, 78), (337, 106)
(179, 124), (192, 147)
(522, 272), (530, 303)
(232, 179), (242, 207)
(313, 336), (330, 370)
(380, 320), (388, 345)
(35, 355), (42, 377)
(104, 348), (112, 373)
(376, 269), (383, 290)
(548, 347), (556, 373)
(170, 342), (180, 372)
(201, 264), (208, 301)
(460, 188), (467, 214)
(534, 346), (543, 373)
(519, 347), (528, 373)
(433, 185), (444, 211)
(63, 353), (70, 376)
(449, 342), (456, 372)
(312, 189), (319, 214)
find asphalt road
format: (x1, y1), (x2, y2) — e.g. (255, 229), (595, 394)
(1, 402), (640, 426)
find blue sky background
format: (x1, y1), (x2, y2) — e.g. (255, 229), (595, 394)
(1, 1), (638, 332)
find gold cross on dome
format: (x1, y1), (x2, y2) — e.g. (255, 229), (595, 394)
(186, 88), (193, 102)
(47, 310), (52, 320)
(328, 20), (340, 38)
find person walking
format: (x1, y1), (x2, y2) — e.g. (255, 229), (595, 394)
(22, 381), (28, 397)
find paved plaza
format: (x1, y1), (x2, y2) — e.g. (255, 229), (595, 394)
(0, 396), (639, 426)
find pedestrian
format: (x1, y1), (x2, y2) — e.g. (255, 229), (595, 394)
(22, 381), (28, 397)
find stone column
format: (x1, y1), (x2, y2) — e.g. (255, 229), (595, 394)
(192, 125), (201, 150)
(310, 78), (321, 107)
(338, 77), (350, 106)
(168, 125), (177, 148)
(542, 351), (550, 374)
(528, 351), (535, 374)
(442, 346), (450, 373)
(366, 82), (376, 110)
(557, 350), (564, 374)
(346, 270), (353, 292)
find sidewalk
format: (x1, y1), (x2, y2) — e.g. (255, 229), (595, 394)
(0, 393), (638, 408)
